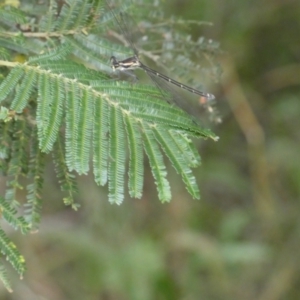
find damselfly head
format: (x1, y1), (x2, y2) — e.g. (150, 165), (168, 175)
(110, 56), (119, 70)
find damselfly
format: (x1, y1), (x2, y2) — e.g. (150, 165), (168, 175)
(106, 1), (220, 122)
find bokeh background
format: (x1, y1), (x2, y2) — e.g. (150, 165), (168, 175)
(2, 0), (300, 299)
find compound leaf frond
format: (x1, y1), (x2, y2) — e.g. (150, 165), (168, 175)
(154, 127), (200, 199)
(11, 69), (36, 113)
(124, 113), (144, 199)
(93, 96), (109, 186)
(0, 67), (24, 104)
(108, 105), (126, 204)
(142, 123), (171, 203)
(0, 224), (26, 277)
(75, 88), (94, 175)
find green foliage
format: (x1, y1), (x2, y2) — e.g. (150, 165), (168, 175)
(0, 0), (219, 290)
(0, 200), (27, 278)
(53, 133), (79, 209)
(0, 262), (12, 293)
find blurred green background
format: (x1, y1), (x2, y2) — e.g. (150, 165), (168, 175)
(2, 0), (300, 299)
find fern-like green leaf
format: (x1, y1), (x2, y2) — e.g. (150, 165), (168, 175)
(75, 88), (94, 174)
(69, 0), (93, 30)
(0, 48), (10, 60)
(24, 134), (45, 232)
(39, 0), (58, 32)
(0, 261), (13, 292)
(108, 105), (126, 204)
(10, 69), (36, 113)
(105, 82), (216, 139)
(0, 120), (13, 161)
(103, 1), (132, 30)
(37, 72), (52, 150)
(28, 43), (72, 64)
(0, 226), (26, 278)
(153, 127), (200, 199)
(0, 197), (30, 234)
(0, 67), (24, 104)
(73, 34), (118, 57)
(39, 76), (64, 152)
(93, 96), (109, 186)
(170, 130), (201, 168)
(0, 5), (27, 25)
(142, 123), (171, 202)
(0, 37), (25, 56)
(53, 133), (79, 209)
(65, 81), (80, 171)
(5, 119), (30, 205)
(124, 113), (144, 199)
(55, 0), (83, 31)
(38, 59), (108, 82)
(66, 36), (111, 71)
